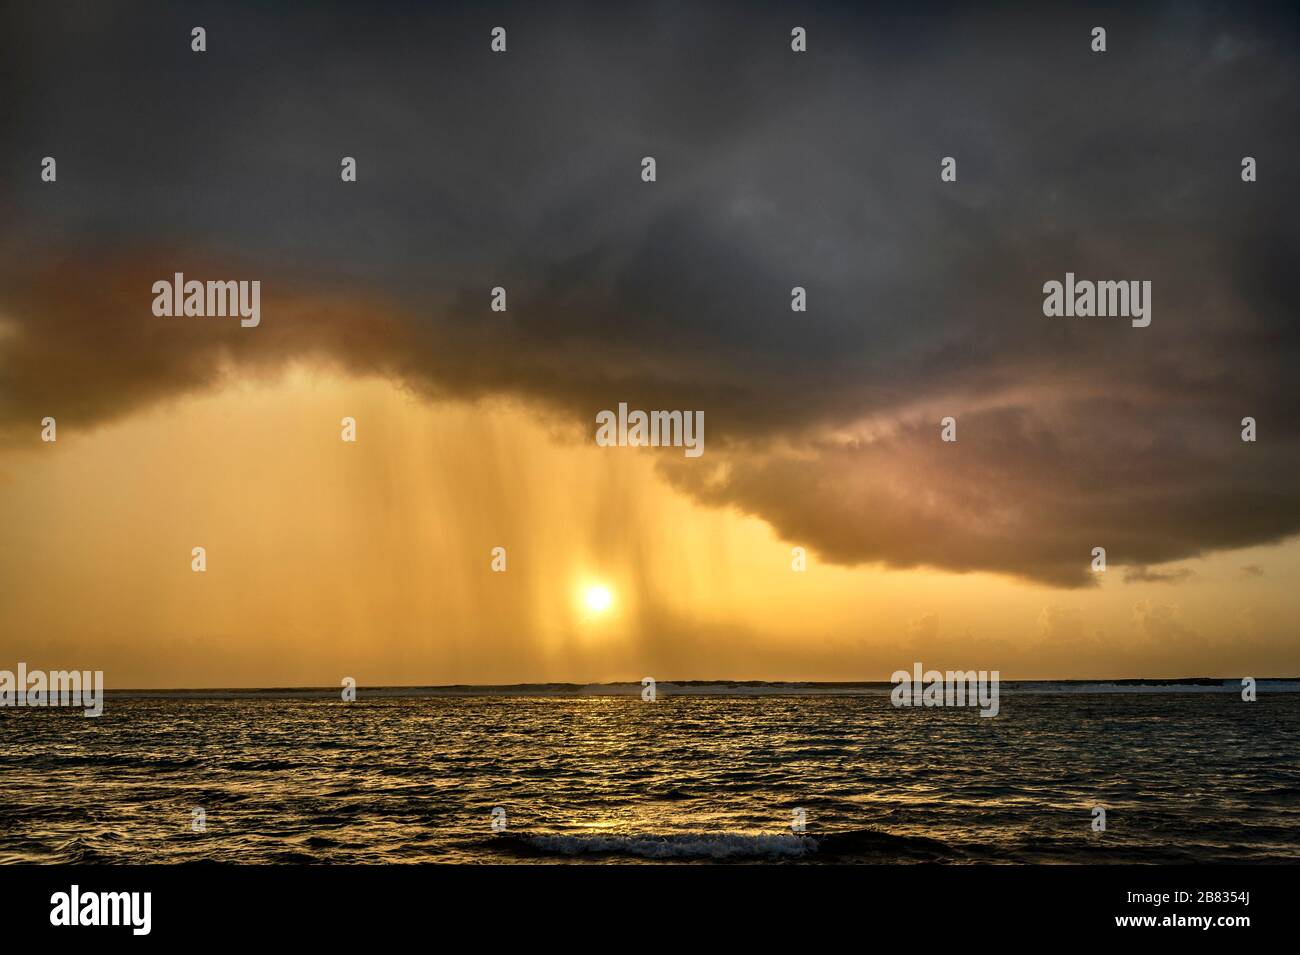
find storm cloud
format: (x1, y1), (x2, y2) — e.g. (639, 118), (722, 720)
(2, 0), (1297, 585)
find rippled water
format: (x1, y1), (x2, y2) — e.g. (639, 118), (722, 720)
(3, 688), (1298, 863)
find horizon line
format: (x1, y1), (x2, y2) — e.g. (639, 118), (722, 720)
(66, 675), (1300, 695)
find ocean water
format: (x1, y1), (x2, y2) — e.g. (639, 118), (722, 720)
(2, 683), (1298, 864)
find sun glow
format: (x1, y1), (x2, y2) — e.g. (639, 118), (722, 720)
(584, 585), (613, 614)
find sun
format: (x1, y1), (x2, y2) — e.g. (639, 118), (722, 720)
(584, 585), (613, 614)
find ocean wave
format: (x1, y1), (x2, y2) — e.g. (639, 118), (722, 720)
(493, 827), (961, 862)
(815, 828), (961, 862)
(506, 831), (819, 860)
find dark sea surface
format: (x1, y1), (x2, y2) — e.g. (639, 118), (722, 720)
(2, 682), (1298, 864)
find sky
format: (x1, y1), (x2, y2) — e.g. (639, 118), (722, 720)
(1, 1), (1297, 686)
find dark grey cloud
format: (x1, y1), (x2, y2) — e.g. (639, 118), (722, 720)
(1, 0), (1297, 585)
